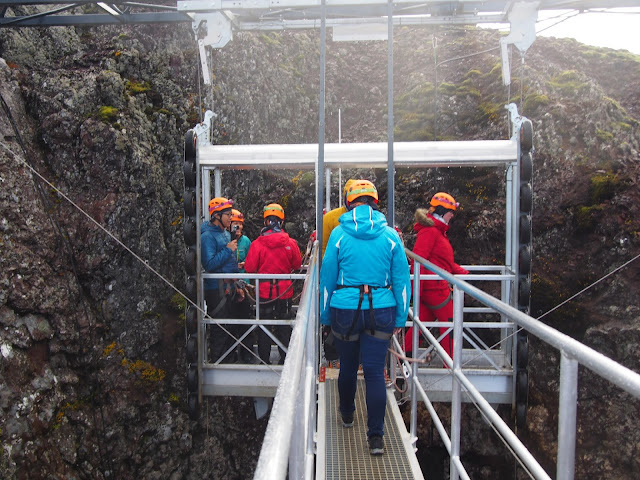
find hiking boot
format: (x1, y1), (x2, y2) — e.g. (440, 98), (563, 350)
(368, 435), (384, 456)
(341, 413), (354, 428)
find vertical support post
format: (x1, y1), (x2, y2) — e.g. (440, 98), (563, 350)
(410, 263), (420, 449)
(202, 168), (211, 217)
(316, 0), (326, 268)
(325, 169), (331, 212)
(214, 167), (221, 197)
(386, 0), (395, 228)
(338, 108), (342, 207)
(557, 352), (578, 480)
(450, 285), (464, 480)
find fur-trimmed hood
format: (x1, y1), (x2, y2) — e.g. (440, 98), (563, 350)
(414, 208), (435, 227)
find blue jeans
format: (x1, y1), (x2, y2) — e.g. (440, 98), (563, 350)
(331, 306), (395, 438)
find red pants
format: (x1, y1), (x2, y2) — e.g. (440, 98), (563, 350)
(405, 289), (453, 360)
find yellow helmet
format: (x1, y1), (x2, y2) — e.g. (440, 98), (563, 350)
(263, 203), (285, 220)
(345, 180), (378, 207)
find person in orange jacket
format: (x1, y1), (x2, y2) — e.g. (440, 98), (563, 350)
(244, 203), (302, 364)
(404, 192), (468, 362)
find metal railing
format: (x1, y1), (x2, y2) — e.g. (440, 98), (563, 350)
(253, 243), (320, 479)
(404, 249), (640, 480)
(200, 271), (308, 365)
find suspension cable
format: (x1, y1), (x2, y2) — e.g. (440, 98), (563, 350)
(0, 139), (280, 371)
(399, 247), (640, 396)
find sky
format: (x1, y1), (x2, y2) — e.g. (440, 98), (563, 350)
(535, 8), (640, 55)
(486, 8), (640, 55)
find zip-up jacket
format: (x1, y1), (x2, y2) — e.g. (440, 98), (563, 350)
(201, 221), (239, 291)
(236, 234), (251, 273)
(322, 205), (347, 257)
(412, 208), (468, 294)
(320, 205), (411, 327)
(244, 229), (302, 300)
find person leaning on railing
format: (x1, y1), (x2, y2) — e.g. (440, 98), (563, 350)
(404, 192), (468, 364)
(320, 180), (411, 456)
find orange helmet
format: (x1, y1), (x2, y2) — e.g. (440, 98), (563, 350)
(345, 180), (378, 207)
(263, 203), (285, 220)
(231, 209), (244, 223)
(342, 178), (356, 204)
(208, 197), (233, 216)
(430, 192), (459, 211)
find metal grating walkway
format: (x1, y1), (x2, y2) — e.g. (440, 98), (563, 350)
(318, 374), (424, 480)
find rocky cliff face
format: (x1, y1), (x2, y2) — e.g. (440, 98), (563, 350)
(1, 22), (639, 479)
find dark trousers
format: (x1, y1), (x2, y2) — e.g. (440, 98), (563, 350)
(257, 298), (292, 364)
(332, 306), (395, 438)
(205, 289), (251, 363)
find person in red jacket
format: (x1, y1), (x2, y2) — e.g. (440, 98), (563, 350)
(404, 192), (468, 363)
(244, 203), (302, 364)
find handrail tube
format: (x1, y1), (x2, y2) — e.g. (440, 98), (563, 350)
(557, 354), (578, 480)
(450, 287), (464, 480)
(303, 285), (318, 477)
(408, 290), (549, 478)
(254, 244), (319, 479)
(416, 322), (552, 480)
(451, 456), (471, 480)
(410, 372), (452, 452)
(203, 273), (306, 279)
(405, 321), (515, 328)
(410, 263), (420, 447)
(405, 250), (640, 398)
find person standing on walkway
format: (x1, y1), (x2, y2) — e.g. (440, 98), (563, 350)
(244, 203), (302, 364)
(320, 180), (411, 456)
(403, 192), (468, 362)
(201, 197), (244, 363)
(230, 209), (251, 273)
(229, 208), (254, 363)
(322, 178), (355, 257)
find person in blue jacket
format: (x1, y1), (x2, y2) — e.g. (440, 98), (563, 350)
(201, 197), (244, 363)
(320, 180), (411, 456)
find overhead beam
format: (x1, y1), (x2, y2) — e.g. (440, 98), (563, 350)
(198, 140), (519, 170)
(0, 12), (192, 26)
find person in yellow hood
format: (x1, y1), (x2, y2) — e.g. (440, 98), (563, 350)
(322, 178), (356, 257)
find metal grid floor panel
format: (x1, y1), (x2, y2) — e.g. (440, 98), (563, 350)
(324, 377), (421, 480)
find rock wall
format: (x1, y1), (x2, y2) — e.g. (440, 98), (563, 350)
(1, 22), (640, 479)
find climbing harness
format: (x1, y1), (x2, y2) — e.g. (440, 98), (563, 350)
(332, 284), (393, 341)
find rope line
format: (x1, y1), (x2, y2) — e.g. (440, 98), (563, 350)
(0, 139), (283, 371)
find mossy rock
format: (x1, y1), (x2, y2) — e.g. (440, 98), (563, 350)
(596, 129), (613, 143)
(575, 204), (603, 233)
(126, 79), (152, 95)
(589, 172), (619, 204)
(548, 70), (589, 96)
(523, 93), (549, 113)
(97, 105), (119, 123)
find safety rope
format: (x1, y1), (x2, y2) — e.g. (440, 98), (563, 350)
(1, 93), (114, 478)
(0, 137), (281, 372)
